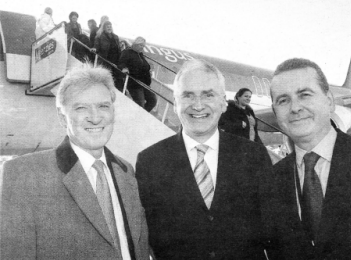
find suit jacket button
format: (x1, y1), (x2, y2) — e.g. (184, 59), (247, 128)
(208, 215), (214, 221)
(209, 251), (216, 258)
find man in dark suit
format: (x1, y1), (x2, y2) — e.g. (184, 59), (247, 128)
(268, 58), (351, 259)
(135, 59), (274, 259)
(0, 64), (149, 259)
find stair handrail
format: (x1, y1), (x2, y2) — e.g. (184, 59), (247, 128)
(144, 54), (177, 74)
(255, 117), (287, 135)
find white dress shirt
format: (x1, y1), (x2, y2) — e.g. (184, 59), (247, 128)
(71, 142), (131, 260)
(294, 127), (337, 219)
(182, 129), (220, 189)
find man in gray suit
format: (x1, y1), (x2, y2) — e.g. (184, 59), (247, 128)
(0, 64), (149, 259)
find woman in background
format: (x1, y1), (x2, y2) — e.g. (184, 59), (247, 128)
(93, 21), (123, 90)
(96, 15), (109, 38)
(65, 11), (83, 59)
(66, 11), (82, 41)
(87, 19), (98, 48)
(219, 88), (262, 143)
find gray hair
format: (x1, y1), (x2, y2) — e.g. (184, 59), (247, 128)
(133, 36), (146, 45)
(56, 63), (116, 109)
(174, 59), (226, 96)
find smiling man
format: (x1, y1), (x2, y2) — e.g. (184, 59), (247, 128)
(268, 58), (351, 259)
(0, 65), (149, 260)
(135, 59), (274, 260)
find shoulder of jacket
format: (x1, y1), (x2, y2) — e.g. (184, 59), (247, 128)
(273, 153), (294, 169)
(139, 135), (177, 156)
(3, 149), (55, 172)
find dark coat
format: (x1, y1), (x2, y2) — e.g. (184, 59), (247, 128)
(94, 31), (121, 63)
(89, 27), (98, 48)
(219, 100), (262, 143)
(267, 131), (351, 260)
(118, 48), (151, 89)
(65, 22), (82, 39)
(135, 131), (274, 260)
(65, 22), (90, 61)
(0, 136), (150, 260)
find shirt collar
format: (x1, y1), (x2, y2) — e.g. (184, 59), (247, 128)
(182, 128), (219, 152)
(295, 127), (337, 167)
(70, 142), (107, 173)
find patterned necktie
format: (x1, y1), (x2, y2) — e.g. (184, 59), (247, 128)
(93, 160), (121, 251)
(301, 152), (323, 242)
(194, 144), (214, 209)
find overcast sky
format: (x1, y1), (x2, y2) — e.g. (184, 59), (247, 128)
(3, 0), (351, 85)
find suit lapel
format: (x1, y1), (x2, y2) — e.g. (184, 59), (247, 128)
(318, 132), (351, 245)
(62, 159), (115, 247)
(281, 153), (303, 231)
(56, 137), (115, 247)
(210, 133), (235, 212)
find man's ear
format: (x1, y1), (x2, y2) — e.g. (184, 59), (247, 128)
(57, 108), (67, 128)
(327, 90), (335, 114)
(173, 98), (177, 114)
(221, 95), (227, 113)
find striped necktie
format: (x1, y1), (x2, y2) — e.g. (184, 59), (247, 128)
(194, 144), (214, 209)
(301, 152), (322, 243)
(93, 160), (122, 253)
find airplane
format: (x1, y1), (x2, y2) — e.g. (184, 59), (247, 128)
(1, 10), (351, 166)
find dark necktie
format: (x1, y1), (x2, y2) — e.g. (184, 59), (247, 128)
(93, 160), (122, 254)
(194, 144), (214, 209)
(301, 152), (323, 242)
